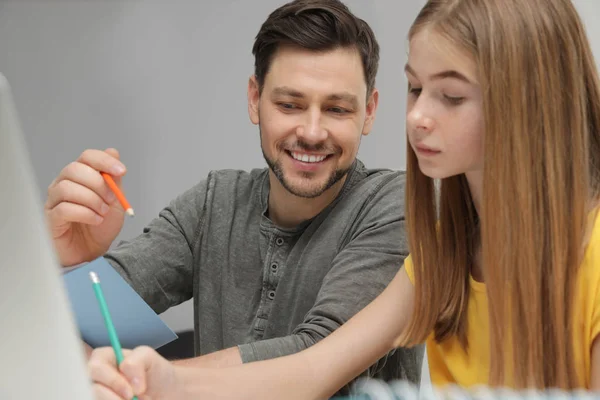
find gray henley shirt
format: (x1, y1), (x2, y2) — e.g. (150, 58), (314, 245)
(104, 159), (423, 393)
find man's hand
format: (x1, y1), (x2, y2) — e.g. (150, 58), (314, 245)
(45, 148), (127, 267)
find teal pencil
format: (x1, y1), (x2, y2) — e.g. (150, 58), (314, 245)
(89, 271), (139, 400)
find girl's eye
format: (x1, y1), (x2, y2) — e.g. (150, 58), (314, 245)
(409, 86), (422, 96)
(444, 95), (465, 106)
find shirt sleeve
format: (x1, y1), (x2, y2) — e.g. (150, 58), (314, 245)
(403, 255), (414, 284)
(238, 174), (418, 379)
(588, 218), (600, 343)
(592, 286), (600, 345)
(104, 179), (208, 314)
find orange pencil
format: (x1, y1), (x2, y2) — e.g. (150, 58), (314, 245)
(101, 172), (134, 217)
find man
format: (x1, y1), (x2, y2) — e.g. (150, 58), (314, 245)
(45, 0), (422, 394)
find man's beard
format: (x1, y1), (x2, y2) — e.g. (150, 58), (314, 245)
(260, 132), (351, 199)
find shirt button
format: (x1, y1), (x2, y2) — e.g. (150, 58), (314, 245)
(270, 263), (278, 273)
(275, 237), (284, 246)
(267, 290), (276, 300)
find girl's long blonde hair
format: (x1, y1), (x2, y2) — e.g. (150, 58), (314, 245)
(397, 0), (600, 389)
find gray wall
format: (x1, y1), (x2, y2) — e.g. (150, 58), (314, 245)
(574, 0), (600, 69)
(0, 0), (423, 332)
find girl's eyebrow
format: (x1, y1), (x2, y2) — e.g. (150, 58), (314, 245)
(404, 63), (473, 84)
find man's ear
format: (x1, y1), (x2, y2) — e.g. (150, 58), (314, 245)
(248, 75), (260, 125)
(362, 88), (379, 136)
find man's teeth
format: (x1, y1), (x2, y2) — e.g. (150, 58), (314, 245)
(291, 152), (327, 163)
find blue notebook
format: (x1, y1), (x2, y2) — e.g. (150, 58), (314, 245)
(63, 257), (178, 349)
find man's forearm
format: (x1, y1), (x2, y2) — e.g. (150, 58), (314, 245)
(171, 345), (242, 368)
(170, 333), (311, 369)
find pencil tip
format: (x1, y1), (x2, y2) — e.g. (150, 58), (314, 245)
(126, 208), (135, 217)
(89, 271), (99, 283)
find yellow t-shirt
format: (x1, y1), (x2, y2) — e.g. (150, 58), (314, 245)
(403, 212), (600, 388)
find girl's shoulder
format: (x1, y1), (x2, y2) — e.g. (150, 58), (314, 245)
(583, 207), (600, 269)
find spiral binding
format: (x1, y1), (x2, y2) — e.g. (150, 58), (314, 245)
(332, 379), (600, 400)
